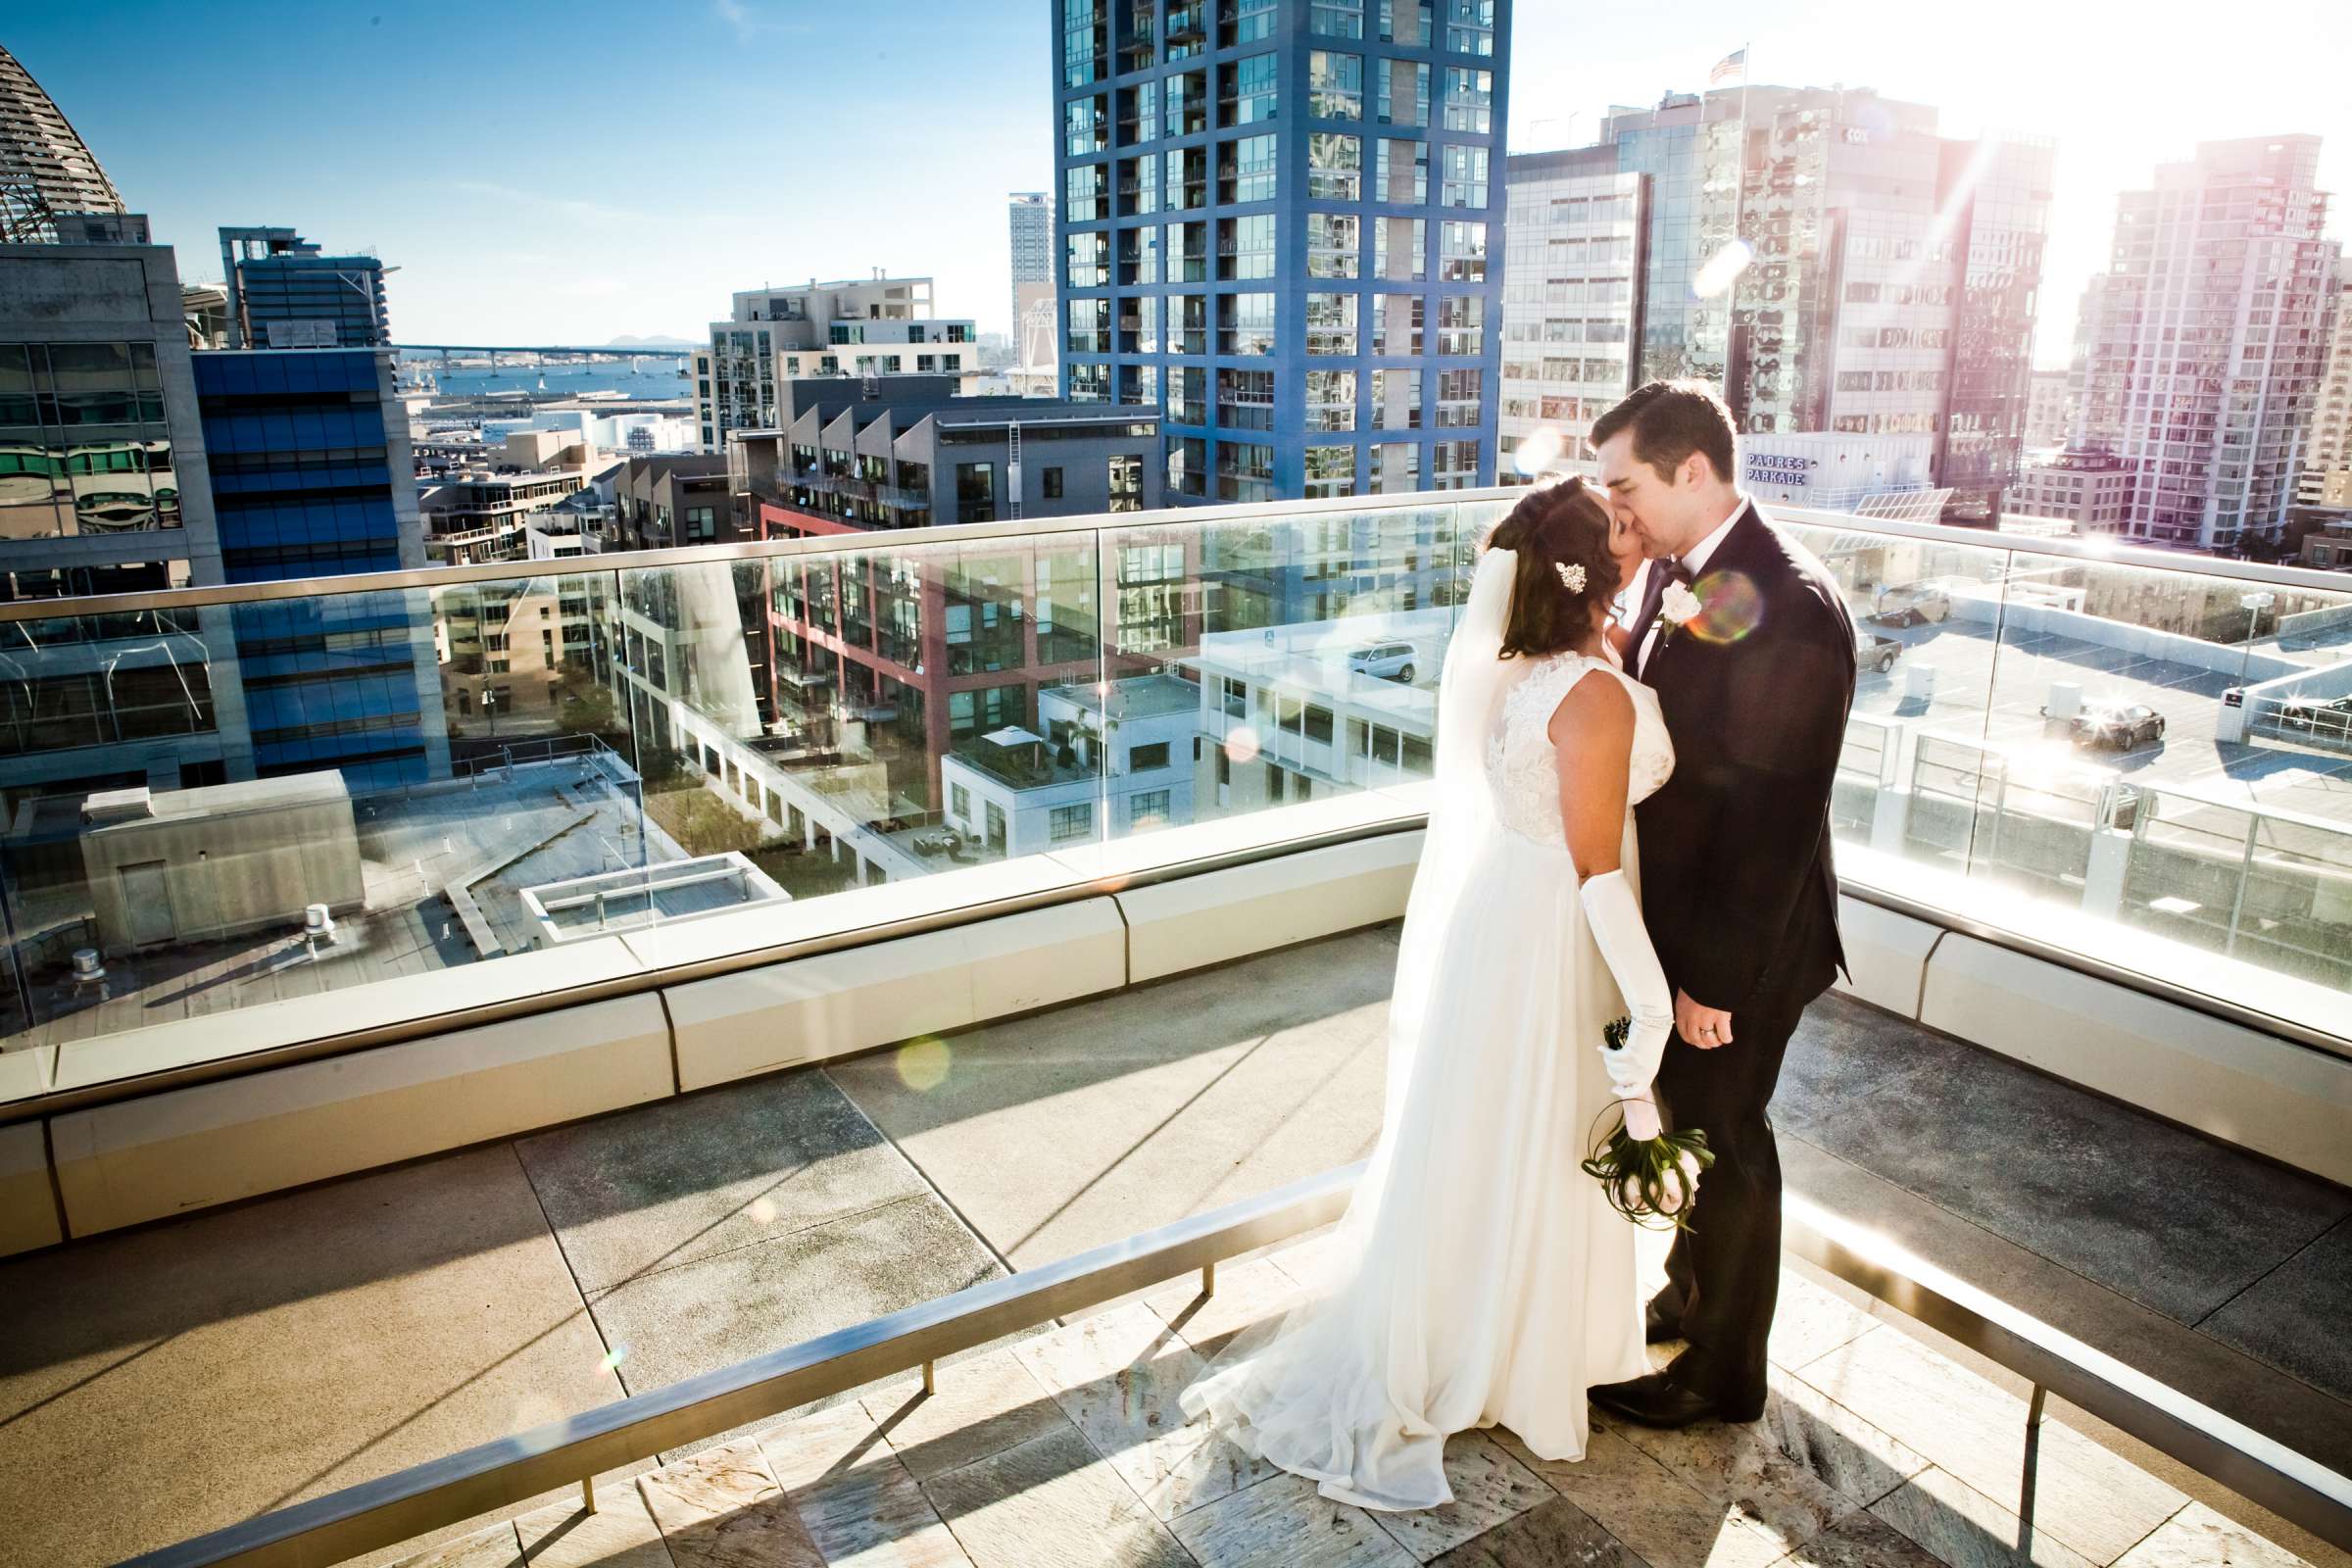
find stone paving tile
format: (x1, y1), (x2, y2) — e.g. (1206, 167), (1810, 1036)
(1365, 1432), (1556, 1563)
(517, 1070), (930, 1295)
(1016, 1299), (1275, 1521)
(512, 1486), (674, 1566)
(1427, 1495), (1646, 1567)
(635, 1438), (823, 1568)
(1775, 1007), (2352, 1327)
(1593, 1366), (1926, 1557)
(1170, 1470), (1415, 1567)
(1145, 1256), (1307, 1357)
(583, 1196), (1002, 1452)
(1865, 1464), (2098, 1568)
(1770, 1506), (1947, 1568)
(753, 1396), (974, 1566)
(389, 1523), (523, 1567)
(917, 1425), (1194, 1567)
(852, 1346), (1074, 1484)
(1495, 1425), (1787, 1568)
(1797, 1327), (2185, 1565)
(1765, 1269), (1886, 1376)
(2113, 1500), (2318, 1567)
(2199, 1216), (2352, 1405)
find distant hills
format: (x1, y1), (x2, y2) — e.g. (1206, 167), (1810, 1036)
(605, 334), (702, 348)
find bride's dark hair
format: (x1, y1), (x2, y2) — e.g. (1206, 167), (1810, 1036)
(1485, 476), (1621, 660)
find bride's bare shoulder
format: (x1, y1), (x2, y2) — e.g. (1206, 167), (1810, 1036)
(1545, 662), (1634, 747)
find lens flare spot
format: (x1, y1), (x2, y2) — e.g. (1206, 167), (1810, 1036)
(1225, 726), (1262, 765)
(599, 1344), (630, 1374)
(748, 1197), (779, 1225)
(1512, 426), (1566, 477)
(1690, 570), (1764, 645)
(897, 1037), (953, 1092)
(1691, 239), (1753, 301)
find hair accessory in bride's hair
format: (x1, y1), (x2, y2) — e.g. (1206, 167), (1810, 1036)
(1554, 561), (1587, 595)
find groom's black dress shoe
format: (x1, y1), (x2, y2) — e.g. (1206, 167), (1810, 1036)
(1589, 1371), (1722, 1430)
(1643, 1300), (1683, 1344)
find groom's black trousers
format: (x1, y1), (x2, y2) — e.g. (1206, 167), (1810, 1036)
(1651, 979), (1816, 1420)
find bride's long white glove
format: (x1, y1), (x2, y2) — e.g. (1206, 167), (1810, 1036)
(1579, 869), (1674, 1142)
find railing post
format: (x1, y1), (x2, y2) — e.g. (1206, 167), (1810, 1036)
(922, 1359), (936, 1396)
(2019, 1382), (2048, 1546)
(581, 1473), (597, 1514)
(1202, 1260), (1216, 1297)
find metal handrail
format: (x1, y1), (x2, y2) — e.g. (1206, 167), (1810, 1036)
(1, 487), (2346, 622)
(122, 1168), (2352, 1566)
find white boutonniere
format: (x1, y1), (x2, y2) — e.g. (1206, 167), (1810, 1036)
(1655, 581), (1703, 644)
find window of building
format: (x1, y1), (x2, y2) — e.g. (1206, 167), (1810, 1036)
(1220, 0), (1278, 47)
(1218, 368), (1276, 430)
(1372, 367), (1421, 426)
(1051, 803), (1095, 842)
(1439, 220), (1486, 280)
(956, 462), (997, 523)
(1307, 212), (1360, 278)
(1043, 466), (1064, 500)
(1381, 0), (1432, 43)
(1220, 213), (1277, 279)
(1304, 443), (1357, 498)
(1373, 293), (1425, 355)
(951, 782), (971, 820)
(1064, 93), (1107, 155)
(1442, 67), (1492, 131)
(1376, 59), (1430, 126)
(1308, 132), (1362, 200)
(1169, 435), (1207, 496)
(1220, 132), (1278, 204)
(1118, 78), (1159, 144)
(1375, 215), (1428, 281)
(1066, 297), (1111, 355)
(1444, 0), (1494, 54)
(1438, 294), (1484, 355)
(1309, 51), (1363, 120)
(1173, 294), (1210, 355)
(1220, 291), (1277, 356)
(1067, 363), (1109, 402)
(1441, 144), (1489, 207)
(1436, 368), (1483, 426)
(1306, 368), (1357, 431)
(1165, 145), (1208, 210)
(1108, 452), (1145, 511)
(986, 802), (1008, 850)
(1378, 136), (1429, 201)
(1130, 788), (1172, 826)
(1371, 440), (1420, 493)
(1130, 740), (1172, 771)
(1168, 68), (1208, 134)
(1306, 292), (1359, 355)
(1217, 438), (1275, 502)
(1065, 160), (1105, 222)
(1225, 52), (1278, 125)
(1066, 230), (1108, 288)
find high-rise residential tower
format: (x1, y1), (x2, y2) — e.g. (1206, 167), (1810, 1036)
(693, 273), (977, 452)
(1009, 191), (1056, 357)
(219, 226), (393, 349)
(2076, 136), (2337, 552)
(1504, 85), (2051, 521)
(2298, 256), (2352, 509)
(1052, 0), (1510, 502)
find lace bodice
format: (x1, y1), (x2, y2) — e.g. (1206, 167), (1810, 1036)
(1485, 653), (1675, 847)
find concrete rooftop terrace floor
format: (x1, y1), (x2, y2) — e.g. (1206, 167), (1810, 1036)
(0, 924), (2345, 1567)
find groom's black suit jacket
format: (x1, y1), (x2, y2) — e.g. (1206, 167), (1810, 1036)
(1634, 504), (1855, 1013)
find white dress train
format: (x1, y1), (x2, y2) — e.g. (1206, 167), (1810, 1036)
(1177, 647), (1677, 1511)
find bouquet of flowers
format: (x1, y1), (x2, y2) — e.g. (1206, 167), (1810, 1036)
(1580, 1016), (1715, 1230)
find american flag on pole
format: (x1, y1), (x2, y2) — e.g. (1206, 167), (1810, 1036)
(1709, 48), (1747, 85)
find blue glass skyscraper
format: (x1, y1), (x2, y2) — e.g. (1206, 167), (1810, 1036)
(1052, 1), (1507, 504)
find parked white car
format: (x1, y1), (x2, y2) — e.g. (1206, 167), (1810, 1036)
(1348, 640), (1419, 684)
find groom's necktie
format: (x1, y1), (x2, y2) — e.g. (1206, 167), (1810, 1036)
(1633, 556), (1692, 681)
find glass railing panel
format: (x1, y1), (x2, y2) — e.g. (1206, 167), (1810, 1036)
(0, 568), (639, 1080)
(1087, 502), (1466, 847)
(621, 532), (1105, 891)
(1776, 521), (2016, 891)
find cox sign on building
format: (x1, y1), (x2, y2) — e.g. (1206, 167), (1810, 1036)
(1738, 432), (1936, 511)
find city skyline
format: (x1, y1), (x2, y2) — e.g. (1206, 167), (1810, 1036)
(11, 0), (2344, 363)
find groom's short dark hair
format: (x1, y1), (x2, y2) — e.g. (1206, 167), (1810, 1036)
(1591, 379), (1738, 486)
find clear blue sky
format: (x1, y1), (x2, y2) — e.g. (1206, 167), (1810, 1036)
(11, 0), (2346, 360)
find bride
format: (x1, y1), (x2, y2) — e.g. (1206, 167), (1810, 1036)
(1178, 475), (1680, 1510)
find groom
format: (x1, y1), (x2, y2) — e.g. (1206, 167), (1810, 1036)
(1585, 380), (1856, 1428)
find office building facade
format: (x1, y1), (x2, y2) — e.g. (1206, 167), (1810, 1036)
(1497, 146), (1644, 481)
(2076, 136), (2338, 551)
(219, 226), (392, 350)
(1509, 85), (2051, 520)
(694, 275), (978, 453)
(1009, 191), (1056, 337)
(1052, 0), (1510, 503)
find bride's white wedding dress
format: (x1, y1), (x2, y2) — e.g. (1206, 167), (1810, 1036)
(1178, 550), (1677, 1512)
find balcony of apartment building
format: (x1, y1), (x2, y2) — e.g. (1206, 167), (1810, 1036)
(1, 492), (2349, 1568)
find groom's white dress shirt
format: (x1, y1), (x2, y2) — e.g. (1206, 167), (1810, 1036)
(1635, 493), (1748, 674)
